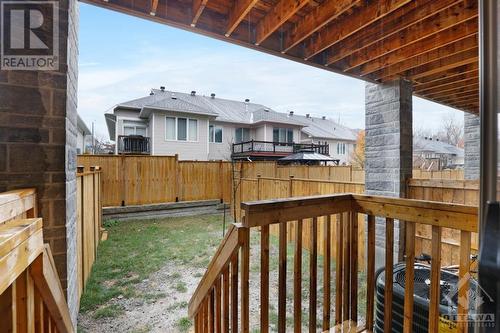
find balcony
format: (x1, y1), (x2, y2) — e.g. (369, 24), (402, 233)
(232, 140), (329, 161)
(118, 135), (151, 155)
(189, 194), (478, 332)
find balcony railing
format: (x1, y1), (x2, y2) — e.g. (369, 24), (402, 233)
(232, 140), (329, 159)
(118, 135), (151, 155)
(188, 194), (478, 332)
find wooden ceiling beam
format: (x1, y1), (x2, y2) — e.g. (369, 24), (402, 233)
(339, 1), (478, 71)
(404, 48), (478, 81)
(281, 0), (360, 53)
(436, 94), (479, 106)
(225, 0), (260, 37)
(418, 78), (478, 97)
(424, 85), (479, 100)
(191, 0), (208, 27)
(324, 0), (462, 66)
(429, 90), (479, 102)
(414, 62), (478, 84)
(415, 69), (478, 91)
(358, 25), (477, 78)
(368, 35), (478, 81)
(150, 0), (159, 15)
(303, 0), (412, 60)
(254, 0), (309, 46)
(416, 74), (479, 94)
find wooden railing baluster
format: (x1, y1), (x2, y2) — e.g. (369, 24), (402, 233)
(209, 289), (214, 333)
(309, 217), (318, 333)
(365, 215), (375, 331)
(222, 267), (230, 333)
(322, 215), (331, 331)
(429, 226), (442, 332)
(203, 297), (209, 333)
(215, 276), (221, 333)
(294, 219), (303, 333)
(403, 221), (416, 333)
(240, 227), (250, 333)
(335, 214), (343, 326)
(384, 217), (394, 333)
(278, 222), (287, 333)
(231, 253), (238, 333)
(342, 212), (350, 323)
(350, 212), (358, 323)
(261, 224), (270, 333)
(457, 230), (471, 333)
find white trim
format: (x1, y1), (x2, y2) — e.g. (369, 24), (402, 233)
(151, 113), (155, 155)
(207, 121), (210, 160)
(264, 124), (267, 141)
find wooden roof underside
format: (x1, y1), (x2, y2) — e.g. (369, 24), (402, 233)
(82, 0), (479, 114)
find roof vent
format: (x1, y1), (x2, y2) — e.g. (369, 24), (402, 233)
(264, 109), (270, 112)
(322, 116), (326, 120)
(289, 111), (294, 116)
(436, 138), (439, 141)
(306, 114), (310, 118)
(211, 93), (216, 99)
(245, 98), (250, 103)
(171, 93), (177, 100)
(424, 136), (428, 140)
(160, 86), (165, 92)
(150, 91), (154, 96)
(429, 137), (433, 141)
(191, 91), (196, 96)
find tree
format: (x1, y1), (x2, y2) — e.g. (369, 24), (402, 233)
(350, 130), (365, 169)
(437, 114), (463, 146)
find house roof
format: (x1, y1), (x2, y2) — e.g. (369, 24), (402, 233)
(77, 114), (91, 136)
(289, 114), (357, 141)
(108, 88), (357, 142)
(279, 151), (337, 162)
(414, 136), (464, 157)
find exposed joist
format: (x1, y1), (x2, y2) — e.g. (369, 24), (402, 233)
(434, 90), (480, 102)
(425, 85), (479, 100)
(282, 0), (359, 53)
(415, 70), (478, 91)
(254, 0), (309, 46)
(340, 1), (478, 71)
(437, 94), (479, 105)
(416, 74), (479, 94)
(358, 25), (477, 78)
(150, 0), (159, 15)
(324, 0), (462, 66)
(420, 79), (479, 97)
(405, 48), (478, 81)
(225, 0), (260, 37)
(372, 34), (478, 82)
(303, 0), (412, 60)
(191, 0), (208, 27)
(415, 62), (479, 84)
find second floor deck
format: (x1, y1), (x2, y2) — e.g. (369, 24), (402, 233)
(232, 140), (329, 161)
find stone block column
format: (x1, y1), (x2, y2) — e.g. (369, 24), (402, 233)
(464, 113), (480, 180)
(365, 79), (413, 267)
(0, 0), (79, 324)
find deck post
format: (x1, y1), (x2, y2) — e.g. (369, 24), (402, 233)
(365, 79), (413, 268)
(464, 113), (480, 180)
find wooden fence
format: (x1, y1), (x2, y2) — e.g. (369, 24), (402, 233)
(234, 176), (366, 263)
(407, 178), (478, 266)
(412, 169), (464, 180)
(76, 166), (103, 297)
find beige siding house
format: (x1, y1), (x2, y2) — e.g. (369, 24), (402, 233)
(105, 88), (357, 162)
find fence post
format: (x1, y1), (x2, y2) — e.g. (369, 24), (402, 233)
(257, 175), (261, 200)
(175, 154), (180, 202)
(120, 155), (126, 206)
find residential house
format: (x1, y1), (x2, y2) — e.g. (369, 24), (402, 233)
(413, 136), (464, 170)
(105, 88), (356, 162)
(77, 115), (92, 154)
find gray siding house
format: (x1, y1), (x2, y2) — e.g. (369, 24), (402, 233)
(105, 88), (357, 162)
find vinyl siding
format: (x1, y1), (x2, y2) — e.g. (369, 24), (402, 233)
(152, 111), (210, 160)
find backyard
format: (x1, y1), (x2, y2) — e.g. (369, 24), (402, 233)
(77, 213), (366, 332)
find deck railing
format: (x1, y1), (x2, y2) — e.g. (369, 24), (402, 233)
(0, 189), (74, 333)
(117, 135), (151, 154)
(231, 140), (329, 158)
(188, 193), (478, 332)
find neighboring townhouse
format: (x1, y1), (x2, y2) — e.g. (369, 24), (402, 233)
(413, 136), (464, 170)
(77, 114), (92, 154)
(104, 87), (357, 162)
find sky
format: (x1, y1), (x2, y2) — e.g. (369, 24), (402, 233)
(78, 3), (464, 140)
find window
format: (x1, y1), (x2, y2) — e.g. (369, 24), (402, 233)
(166, 117), (176, 140)
(123, 121), (147, 136)
(189, 119), (198, 141)
(209, 125), (223, 143)
(165, 117), (198, 141)
(235, 128), (250, 143)
(337, 143), (346, 155)
(273, 127), (293, 143)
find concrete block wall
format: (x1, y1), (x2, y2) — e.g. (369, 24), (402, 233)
(0, 0), (79, 324)
(464, 113), (480, 180)
(365, 79), (413, 267)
